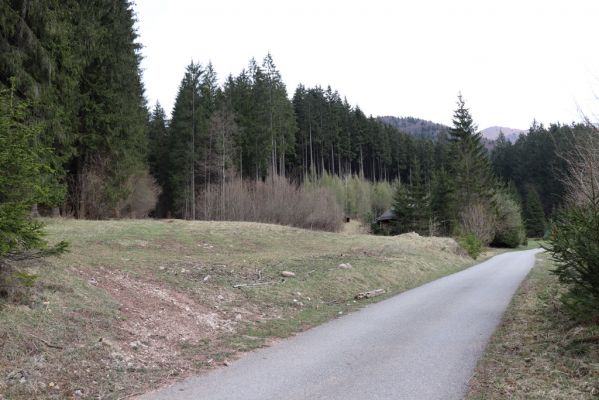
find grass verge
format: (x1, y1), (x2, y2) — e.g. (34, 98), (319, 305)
(467, 252), (599, 399)
(519, 238), (547, 250)
(0, 219), (485, 399)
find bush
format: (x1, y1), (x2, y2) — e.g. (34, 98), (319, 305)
(0, 87), (66, 262)
(549, 127), (599, 320)
(371, 181), (394, 218)
(197, 176), (343, 232)
(549, 203), (599, 320)
(117, 171), (161, 218)
(460, 233), (482, 259)
(459, 202), (496, 246)
(0, 87), (67, 297)
(305, 173), (395, 223)
(493, 190), (526, 248)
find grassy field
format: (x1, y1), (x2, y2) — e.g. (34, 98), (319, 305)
(467, 252), (599, 399)
(0, 218), (484, 399)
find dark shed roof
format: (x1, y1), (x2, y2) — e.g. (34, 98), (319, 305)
(376, 209), (396, 222)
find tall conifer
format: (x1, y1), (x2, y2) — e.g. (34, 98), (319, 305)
(447, 94), (494, 226)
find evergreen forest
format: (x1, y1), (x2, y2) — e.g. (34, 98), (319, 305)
(1, 0), (597, 253)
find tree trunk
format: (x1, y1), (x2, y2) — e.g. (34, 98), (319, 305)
(79, 175), (86, 219)
(359, 146), (364, 178)
(191, 79), (196, 221)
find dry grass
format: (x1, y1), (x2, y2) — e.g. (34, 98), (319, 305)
(467, 253), (599, 399)
(340, 219), (369, 235)
(1, 218), (479, 399)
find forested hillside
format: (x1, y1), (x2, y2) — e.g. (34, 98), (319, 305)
(480, 126), (524, 142)
(491, 123), (592, 235)
(379, 116), (449, 139)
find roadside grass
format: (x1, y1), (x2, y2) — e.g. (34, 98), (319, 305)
(519, 238), (547, 250)
(467, 252), (599, 399)
(0, 219), (482, 399)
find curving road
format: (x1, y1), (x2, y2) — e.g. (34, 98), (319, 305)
(141, 249), (543, 400)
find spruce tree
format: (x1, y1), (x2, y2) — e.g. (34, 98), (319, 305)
(223, 70), (253, 178)
(447, 94), (494, 227)
(392, 183), (414, 234)
(491, 132), (514, 180)
(0, 0), (81, 214)
(408, 161), (432, 234)
(70, 0), (149, 218)
(167, 62), (202, 217)
(0, 87), (66, 261)
(430, 170), (452, 234)
(148, 102), (170, 217)
(524, 186), (546, 237)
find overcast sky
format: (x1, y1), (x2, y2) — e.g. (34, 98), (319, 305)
(134, 0), (599, 130)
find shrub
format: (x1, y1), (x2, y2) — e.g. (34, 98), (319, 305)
(0, 88), (66, 259)
(459, 202), (496, 246)
(493, 190), (526, 248)
(549, 203), (599, 320)
(549, 127), (599, 320)
(371, 181), (394, 218)
(305, 173), (395, 223)
(197, 176), (343, 232)
(0, 86), (67, 296)
(117, 171), (161, 218)
(460, 233), (482, 259)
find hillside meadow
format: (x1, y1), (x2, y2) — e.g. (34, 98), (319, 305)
(1, 218), (484, 399)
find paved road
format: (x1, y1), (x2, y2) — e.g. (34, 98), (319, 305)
(141, 249), (543, 400)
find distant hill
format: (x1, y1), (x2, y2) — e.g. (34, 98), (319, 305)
(379, 116), (449, 139)
(480, 126), (525, 143)
(379, 117), (526, 148)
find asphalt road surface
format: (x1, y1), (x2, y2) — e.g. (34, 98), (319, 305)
(141, 249), (543, 400)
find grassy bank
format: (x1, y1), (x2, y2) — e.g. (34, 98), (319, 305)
(1, 219), (480, 399)
(467, 252), (599, 399)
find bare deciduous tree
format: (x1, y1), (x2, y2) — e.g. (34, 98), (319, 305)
(460, 202), (496, 245)
(562, 127), (599, 207)
(197, 176), (343, 232)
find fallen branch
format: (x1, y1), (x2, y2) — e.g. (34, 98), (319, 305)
(233, 281), (279, 289)
(572, 335), (599, 344)
(27, 334), (64, 350)
(117, 391), (145, 400)
(355, 288), (385, 300)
